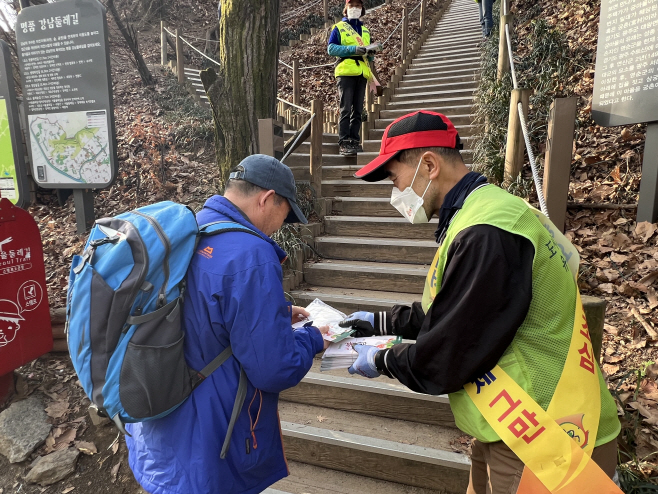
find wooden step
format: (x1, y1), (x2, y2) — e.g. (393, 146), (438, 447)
(395, 81), (478, 94)
(289, 286), (419, 313)
(303, 260), (428, 293)
(391, 88), (476, 102)
(272, 460), (447, 494)
(399, 73), (478, 87)
(403, 68), (479, 82)
(379, 106), (475, 120)
(284, 131), (338, 144)
(415, 46), (481, 60)
(424, 32), (483, 46)
(280, 422), (470, 492)
(293, 141), (340, 154)
(386, 97), (476, 111)
(324, 215), (438, 239)
(285, 153), (357, 167)
(321, 180), (392, 198)
(328, 195), (432, 217)
(315, 236), (437, 264)
(408, 58), (481, 73)
(281, 372), (455, 428)
(374, 113), (475, 128)
(413, 51), (481, 65)
(406, 61), (480, 76)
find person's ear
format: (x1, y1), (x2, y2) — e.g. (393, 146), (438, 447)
(423, 152), (441, 181)
(259, 189), (277, 210)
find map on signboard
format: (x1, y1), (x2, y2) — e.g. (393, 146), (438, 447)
(28, 110), (111, 185)
(0, 99), (17, 201)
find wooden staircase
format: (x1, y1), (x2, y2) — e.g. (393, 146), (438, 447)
(274, 0), (482, 492)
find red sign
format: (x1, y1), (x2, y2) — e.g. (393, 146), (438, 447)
(0, 198), (52, 375)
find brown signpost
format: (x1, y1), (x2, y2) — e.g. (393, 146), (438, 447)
(592, 0), (658, 222)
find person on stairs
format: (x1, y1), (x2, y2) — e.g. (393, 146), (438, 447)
(125, 155), (330, 494)
(328, 0), (381, 156)
(341, 111), (621, 494)
(476, 0), (494, 38)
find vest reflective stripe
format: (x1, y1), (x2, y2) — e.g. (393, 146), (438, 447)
(333, 21), (372, 79)
(421, 185), (620, 448)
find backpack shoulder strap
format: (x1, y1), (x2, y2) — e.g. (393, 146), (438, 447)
(199, 220), (262, 239)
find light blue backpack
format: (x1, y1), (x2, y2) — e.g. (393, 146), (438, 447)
(66, 201), (258, 458)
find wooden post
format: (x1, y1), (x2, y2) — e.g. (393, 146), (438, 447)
(582, 296), (605, 364)
(420, 0), (427, 31)
(504, 89), (532, 182)
(293, 60), (300, 106)
(323, 0), (328, 22)
(497, 14), (513, 81)
(160, 21), (167, 66)
(175, 28), (184, 83)
(310, 99), (323, 200)
(543, 97), (578, 232)
(637, 123), (658, 223)
(401, 7), (408, 61)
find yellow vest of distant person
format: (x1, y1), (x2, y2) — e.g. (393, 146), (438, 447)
(333, 21), (372, 79)
(421, 184), (621, 493)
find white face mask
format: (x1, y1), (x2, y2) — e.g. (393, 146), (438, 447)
(347, 7), (362, 19)
(390, 157), (432, 224)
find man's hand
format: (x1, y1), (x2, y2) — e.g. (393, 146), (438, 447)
(318, 325), (331, 351)
(291, 306), (310, 324)
(365, 42), (383, 55)
(348, 345), (380, 378)
(339, 311), (376, 337)
(354, 46), (367, 56)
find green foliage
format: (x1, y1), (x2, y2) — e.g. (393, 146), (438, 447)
(473, 1), (589, 196)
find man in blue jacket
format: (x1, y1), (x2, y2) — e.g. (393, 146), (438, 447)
(126, 155), (327, 494)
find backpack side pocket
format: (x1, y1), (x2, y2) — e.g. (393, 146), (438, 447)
(119, 299), (193, 420)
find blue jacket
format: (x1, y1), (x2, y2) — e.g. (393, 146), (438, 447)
(126, 195), (324, 494)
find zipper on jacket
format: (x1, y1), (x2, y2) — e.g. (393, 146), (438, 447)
(133, 211), (170, 308)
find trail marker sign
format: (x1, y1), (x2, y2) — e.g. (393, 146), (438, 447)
(0, 41), (30, 209)
(15, 0), (117, 190)
(593, 0), (658, 222)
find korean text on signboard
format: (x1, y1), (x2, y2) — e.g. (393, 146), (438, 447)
(15, 0), (117, 189)
(592, 0), (658, 126)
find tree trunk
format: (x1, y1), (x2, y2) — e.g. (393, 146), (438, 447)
(106, 0), (154, 86)
(200, 0), (280, 187)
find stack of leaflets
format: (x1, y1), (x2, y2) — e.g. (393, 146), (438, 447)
(320, 336), (401, 371)
(292, 298), (355, 343)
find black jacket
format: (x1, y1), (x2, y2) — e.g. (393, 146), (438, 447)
(373, 175), (535, 395)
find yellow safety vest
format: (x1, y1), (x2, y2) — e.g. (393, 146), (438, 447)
(333, 21), (372, 79)
(422, 185), (621, 493)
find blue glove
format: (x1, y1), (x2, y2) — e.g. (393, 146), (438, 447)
(339, 311), (376, 337)
(348, 345), (380, 378)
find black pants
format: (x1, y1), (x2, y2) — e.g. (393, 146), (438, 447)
(337, 75), (367, 144)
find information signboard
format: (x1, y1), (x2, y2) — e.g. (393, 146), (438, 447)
(0, 198), (52, 375)
(592, 0), (658, 127)
(15, 0), (117, 189)
(0, 41), (30, 209)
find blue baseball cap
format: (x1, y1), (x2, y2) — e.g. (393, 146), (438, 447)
(229, 154), (308, 224)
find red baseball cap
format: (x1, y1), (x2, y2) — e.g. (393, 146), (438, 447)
(355, 111), (463, 182)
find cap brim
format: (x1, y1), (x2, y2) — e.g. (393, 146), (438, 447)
(285, 199), (308, 224)
(354, 151), (399, 182)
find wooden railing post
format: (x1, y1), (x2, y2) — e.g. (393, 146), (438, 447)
(504, 88), (532, 182)
(497, 14), (513, 81)
(323, 0), (328, 23)
(420, 0), (427, 31)
(160, 21), (167, 66)
(175, 28), (184, 83)
(292, 60), (300, 106)
(543, 97), (578, 232)
(401, 7), (409, 61)
(310, 99), (323, 200)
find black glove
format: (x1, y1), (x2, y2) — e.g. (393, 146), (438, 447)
(354, 46), (367, 56)
(339, 318), (377, 338)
